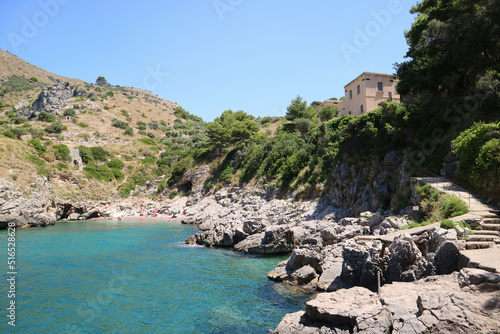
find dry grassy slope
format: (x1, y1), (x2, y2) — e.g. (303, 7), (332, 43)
(0, 48), (193, 202)
(0, 49), (83, 85)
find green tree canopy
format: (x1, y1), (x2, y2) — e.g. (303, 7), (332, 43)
(318, 105), (338, 122)
(395, 0), (500, 101)
(95, 76), (109, 86)
(206, 110), (259, 154)
(285, 95), (308, 121)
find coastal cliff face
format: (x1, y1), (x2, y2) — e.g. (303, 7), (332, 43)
(0, 177), (57, 229)
(324, 151), (409, 217)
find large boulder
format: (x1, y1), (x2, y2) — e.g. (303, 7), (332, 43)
(234, 225), (296, 254)
(305, 287), (392, 333)
(386, 234), (433, 283)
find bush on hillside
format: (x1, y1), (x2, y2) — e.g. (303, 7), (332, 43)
(53, 144), (71, 161)
(63, 108), (76, 116)
(37, 111), (56, 122)
(44, 121), (67, 134)
(124, 127), (134, 136)
(83, 164), (115, 182)
(453, 122), (500, 193)
(111, 118), (129, 129)
(90, 146), (111, 161)
(107, 159), (125, 170)
(28, 139), (46, 154)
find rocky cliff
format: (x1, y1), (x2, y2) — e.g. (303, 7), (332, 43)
(15, 83), (86, 120)
(0, 177), (57, 229)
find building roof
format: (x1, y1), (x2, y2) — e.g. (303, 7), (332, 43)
(343, 72), (395, 89)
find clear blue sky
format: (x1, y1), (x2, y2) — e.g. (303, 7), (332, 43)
(0, 0), (416, 121)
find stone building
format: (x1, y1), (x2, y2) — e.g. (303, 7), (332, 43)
(318, 72), (400, 117)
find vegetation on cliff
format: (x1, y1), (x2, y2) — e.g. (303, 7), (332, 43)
(0, 0), (499, 208)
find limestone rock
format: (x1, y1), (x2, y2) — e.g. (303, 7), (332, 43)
(305, 287), (392, 333)
(20, 84), (85, 119)
(290, 265), (318, 285)
(0, 177), (57, 229)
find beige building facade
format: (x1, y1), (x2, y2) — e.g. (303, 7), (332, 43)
(318, 72), (400, 117)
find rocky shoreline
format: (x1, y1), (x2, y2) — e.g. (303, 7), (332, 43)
(179, 186), (499, 333)
(2, 176), (499, 332)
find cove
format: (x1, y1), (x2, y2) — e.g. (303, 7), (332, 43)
(0, 220), (311, 333)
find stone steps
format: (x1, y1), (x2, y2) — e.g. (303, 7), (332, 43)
(483, 218), (500, 224)
(471, 230), (500, 236)
(466, 235), (500, 243)
(482, 224), (500, 232)
(466, 241), (495, 250)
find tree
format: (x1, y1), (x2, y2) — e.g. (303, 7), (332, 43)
(206, 110), (259, 154)
(44, 121), (67, 134)
(318, 105), (338, 122)
(310, 101), (322, 109)
(95, 76), (109, 86)
(206, 120), (231, 155)
(285, 95), (307, 121)
(294, 118), (312, 138)
(395, 0), (500, 101)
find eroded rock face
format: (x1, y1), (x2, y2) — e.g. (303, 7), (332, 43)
(0, 177), (57, 229)
(18, 84), (85, 119)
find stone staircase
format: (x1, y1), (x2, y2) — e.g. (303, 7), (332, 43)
(466, 211), (500, 250)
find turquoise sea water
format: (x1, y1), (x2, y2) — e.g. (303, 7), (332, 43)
(0, 220), (311, 333)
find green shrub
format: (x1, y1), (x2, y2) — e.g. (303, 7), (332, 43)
(63, 108), (76, 116)
(138, 138), (155, 145)
(107, 159), (125, 170)
(111, 118), (129, 129)
(137, 121), (147, 130)
(453, 122), (500, 192)
(169, 190), (179, 199)
(29, 127), (45, 138)
(440, 219), (455, 229)
(10, 127), (27, 139)
(90, 146), (111, 161)
(77, 122), (89, 128)
(55, 162), (69, 170)
(2, 130), (15, 139)
(124, 127), (134, 136)
(13, 116), (27, 124)
(37, 111), (56, 122)
(118, 182), (135, 197)
(141, 156), (156, 165)
(83, 164), (115, 182)
(27, 139), (46, 154)
(78, 146), (93, 164)
(27, 154), (45, 166)
(439, 194), (469, 218)
(27, 154), (48, 176)
(44, 121), (67, 134)
(120, 109), (129, 117)
(111, 168), (124, 181)
(52, 144), (71, 161)
(220, 166), (233, 184)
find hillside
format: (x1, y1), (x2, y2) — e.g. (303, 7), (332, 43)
(0, 48), (199, 202)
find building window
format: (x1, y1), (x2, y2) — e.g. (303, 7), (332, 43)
(349, 90), (352, 99)
(357, 85), (360, 95)
(360, 105), (364, 114)
(378, 82), (383, 91)
(348, 111), (352, 115)
(388, 92), (392, 101)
